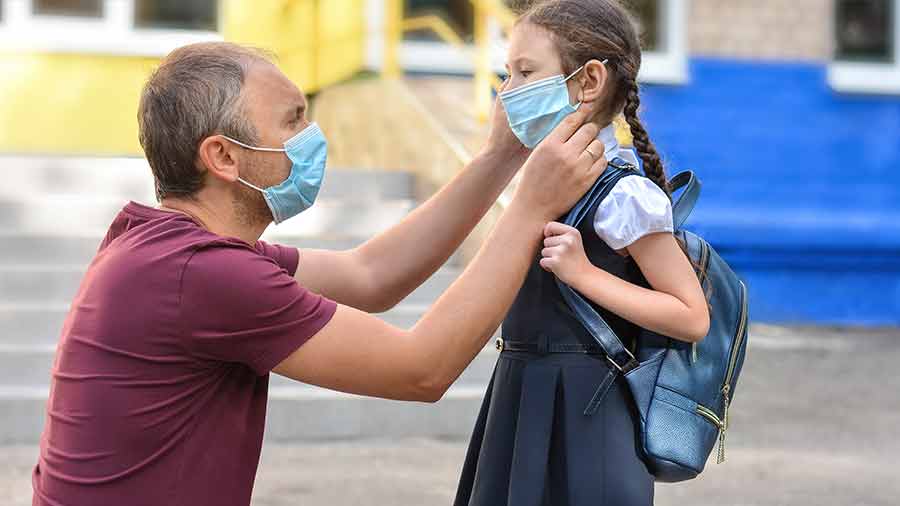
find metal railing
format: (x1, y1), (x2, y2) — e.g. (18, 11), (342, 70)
(382, 0), (516, 123)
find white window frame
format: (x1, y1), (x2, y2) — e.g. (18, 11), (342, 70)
(366, 0), (688, 84)
(0, 0), (221, 57)
(639, 0), (688, 84)
(828, 0), (900, 94)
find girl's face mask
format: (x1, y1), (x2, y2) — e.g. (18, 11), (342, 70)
(499, 59), (607, 149)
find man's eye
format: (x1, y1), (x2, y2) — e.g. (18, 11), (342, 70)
(521, 71), (532, 78)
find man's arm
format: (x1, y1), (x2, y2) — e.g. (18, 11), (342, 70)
(275, 108), (608, 401)
(296, 88), (528, 313)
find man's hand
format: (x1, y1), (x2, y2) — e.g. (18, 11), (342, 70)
(540, 222), (592, 286)
(481, 79), (529, 169)
(511, 103), (607, 222)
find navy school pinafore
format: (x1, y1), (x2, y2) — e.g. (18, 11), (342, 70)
(454, 159), (655, 506)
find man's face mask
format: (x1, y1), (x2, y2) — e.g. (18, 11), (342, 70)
(222, 122), (327, 224)
(500, 60), (607, 149)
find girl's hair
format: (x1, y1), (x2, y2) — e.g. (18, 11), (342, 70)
(521, 0), (712, 301)
(520, 0), (670, 197)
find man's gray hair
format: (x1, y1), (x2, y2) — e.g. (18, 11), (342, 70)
(138, 42), (272, 200)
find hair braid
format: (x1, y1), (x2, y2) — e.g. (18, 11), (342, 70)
(623, 80), (669, 198)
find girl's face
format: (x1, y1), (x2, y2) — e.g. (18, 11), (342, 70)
(504, 21), (595, 111)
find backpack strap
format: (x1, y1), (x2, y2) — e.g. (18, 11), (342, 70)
(669, 170), (701, 230)
(556, 159), (641, 414)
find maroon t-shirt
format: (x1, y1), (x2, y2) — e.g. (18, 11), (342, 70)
(32, 202), (337, 506)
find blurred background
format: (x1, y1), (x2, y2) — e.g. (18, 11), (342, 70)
(0, 1), (898, 505)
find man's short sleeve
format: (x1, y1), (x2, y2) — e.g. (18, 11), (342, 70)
(180, 244), (337, 375)
(255, 240), (300, 277)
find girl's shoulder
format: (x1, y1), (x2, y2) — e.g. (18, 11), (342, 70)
(592, 173), (674, 251)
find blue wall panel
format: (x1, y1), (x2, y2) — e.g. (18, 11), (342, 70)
(639, 58), (900, 324)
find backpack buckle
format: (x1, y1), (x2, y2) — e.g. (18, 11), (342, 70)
(606, 348), (639, 374)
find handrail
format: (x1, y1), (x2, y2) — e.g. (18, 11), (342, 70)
(402, 15), (466, 47)
(382, 0), (517, 122)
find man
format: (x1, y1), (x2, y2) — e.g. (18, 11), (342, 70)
(32, 42), (607, 505)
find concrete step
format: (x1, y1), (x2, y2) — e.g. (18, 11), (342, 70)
(0, 197), (417, 238)
(0, 265), (460, 306)
(0, 266), (85, 304)
(0, 381), (490, 444)
(0, 156), (415, 202)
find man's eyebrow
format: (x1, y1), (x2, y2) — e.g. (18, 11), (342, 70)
(284, 103), (306, 121)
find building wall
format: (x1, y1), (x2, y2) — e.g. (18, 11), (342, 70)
(689, 0), (832, 61)
(0, 0), (366, 156)
(640, 58), (900, 324)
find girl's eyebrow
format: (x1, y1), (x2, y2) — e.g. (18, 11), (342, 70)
(509, 56), (538, 67)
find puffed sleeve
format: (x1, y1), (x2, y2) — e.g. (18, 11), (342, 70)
(592, 175), (674, 250)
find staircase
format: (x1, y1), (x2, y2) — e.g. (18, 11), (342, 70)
(0, 155), (495, 444)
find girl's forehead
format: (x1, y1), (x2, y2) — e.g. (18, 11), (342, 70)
(508, 22), (559, 63)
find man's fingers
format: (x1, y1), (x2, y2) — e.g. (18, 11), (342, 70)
(586, 152), (608, 182)
(544, 104), (594, 144)
(566, 122), (601, 155)
(575, 138), (606, 170)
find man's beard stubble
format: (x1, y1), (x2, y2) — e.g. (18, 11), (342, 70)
(232, 158), (274, 229)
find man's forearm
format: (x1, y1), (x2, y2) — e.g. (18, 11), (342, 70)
(354, 148), (521, 311)
(408, 199), (546, 395)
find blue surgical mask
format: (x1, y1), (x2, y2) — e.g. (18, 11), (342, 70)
(500, 60), (607, 148)
(223, 122), (327, 224)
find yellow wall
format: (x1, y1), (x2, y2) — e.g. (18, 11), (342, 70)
(0, 0), (366, 155)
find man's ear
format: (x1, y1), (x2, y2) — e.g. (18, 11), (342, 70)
(197, 135), (241, 184)
(577, 59), (610, 104)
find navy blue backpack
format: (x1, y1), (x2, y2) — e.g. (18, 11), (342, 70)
(558, 160), (750, 482)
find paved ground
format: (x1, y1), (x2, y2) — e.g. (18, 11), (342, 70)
(3, 324), (899, 505)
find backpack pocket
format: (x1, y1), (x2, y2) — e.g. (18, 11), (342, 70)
(643, 385), (721, 481)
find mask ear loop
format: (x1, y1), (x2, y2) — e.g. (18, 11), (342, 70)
(564, 59), (610, 109)
(220, 135), (287, 153)
(218, 135), (282, 192)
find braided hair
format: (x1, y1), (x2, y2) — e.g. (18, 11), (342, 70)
(521, 0), (670, 197)
(521, 0), (711, 298)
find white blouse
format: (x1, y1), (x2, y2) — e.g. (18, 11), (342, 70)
(593, 175), (674, 250)
(592, 123), (674, 251)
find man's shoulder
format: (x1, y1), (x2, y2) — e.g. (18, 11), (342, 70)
(182, 239), (288, 291)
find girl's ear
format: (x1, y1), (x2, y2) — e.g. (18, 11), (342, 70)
(578, 58), (610, 104)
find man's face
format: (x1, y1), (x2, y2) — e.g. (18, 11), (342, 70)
(232, 62), (310, 225)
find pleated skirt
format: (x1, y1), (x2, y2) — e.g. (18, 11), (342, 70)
(453, 350), (655, 506)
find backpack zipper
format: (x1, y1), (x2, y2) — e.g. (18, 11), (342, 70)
(695, 404), (724, 429)
(716, 280), (749, 464)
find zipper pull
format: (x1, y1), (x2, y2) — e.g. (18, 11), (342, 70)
(691, 342), (698, 364)
(717, 386), (731, 464)
(717, 425), (726, 464)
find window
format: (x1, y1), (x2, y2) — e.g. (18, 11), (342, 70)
(835, 0), (893, 63)
(404, 0), (473, 43)
(368, 0), (686, 83)
(628, 0), (687, 84)
(33, 0), (102, 18)
(627, 0), (663, 51)
(0, 0), (221, 56)
(134, 0), (217, 32)
(829, 0), (900, 94)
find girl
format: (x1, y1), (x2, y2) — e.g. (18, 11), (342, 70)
(454, 1), (710, 505)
